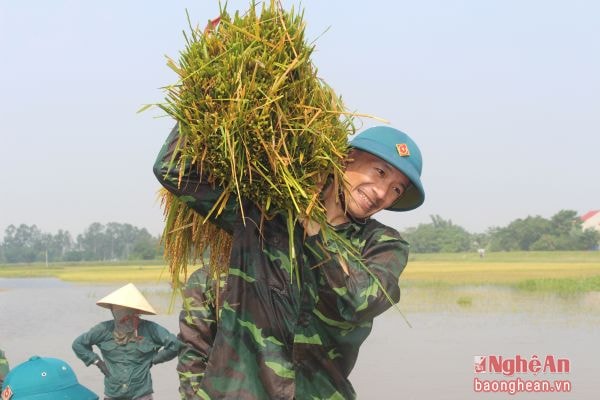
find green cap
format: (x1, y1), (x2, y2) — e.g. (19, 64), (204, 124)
(1, 356), (98, 400)
(350, 126), (425, 211)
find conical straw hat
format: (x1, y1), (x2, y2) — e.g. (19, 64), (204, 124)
(96, 283), (157, 315)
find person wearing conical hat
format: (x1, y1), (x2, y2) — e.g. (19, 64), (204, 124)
(72, 283), (181, 400)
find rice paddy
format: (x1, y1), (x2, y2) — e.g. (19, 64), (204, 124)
(1, 251), (599, 294)
(402, 251), (600, 294)
(0, 264), (170, 283)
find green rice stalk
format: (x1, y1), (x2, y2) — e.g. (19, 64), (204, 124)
(157, 0), (354, 286)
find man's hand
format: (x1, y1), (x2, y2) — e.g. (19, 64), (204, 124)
(94, 359), (110, 377)
(299, 215), (321, 237)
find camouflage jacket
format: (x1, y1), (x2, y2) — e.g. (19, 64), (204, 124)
(154, 125), (409, 400)
(0, 349), (8, 388)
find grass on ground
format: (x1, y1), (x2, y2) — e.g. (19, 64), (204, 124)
(2, 251), (600, 294)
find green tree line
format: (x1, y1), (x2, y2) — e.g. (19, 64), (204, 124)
(0, 222), (161, 264)
(401, 209), (599, 253)
(1, 209), (598, 262)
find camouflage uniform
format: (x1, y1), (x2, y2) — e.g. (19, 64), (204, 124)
(0, 349), (9, 388)
(177, 267), (226, 398)
(155, 125), (409, 400)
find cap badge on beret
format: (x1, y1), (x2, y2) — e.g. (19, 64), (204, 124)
(2, 385), (13, 400)
(396, 143), (410, 157)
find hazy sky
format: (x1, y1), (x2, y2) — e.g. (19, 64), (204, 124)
(1, 0), (599, 238)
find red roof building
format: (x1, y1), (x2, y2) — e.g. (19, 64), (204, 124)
(581, 210), (600, 232)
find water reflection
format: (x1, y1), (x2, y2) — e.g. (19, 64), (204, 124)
(401, 284), (600, 318)
(351, 286), (599, 399)
(0, 277), (71, 289)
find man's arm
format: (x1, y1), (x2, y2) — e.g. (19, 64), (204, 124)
(0, 349), (9, 386)
(72, 323), (109, 366)
(314, 226), (408, 324)
(147, 322), (182, 365)
(153, 124), (238, 233)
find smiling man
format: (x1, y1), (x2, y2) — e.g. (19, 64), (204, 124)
(325, 126), (423, 224)
(154, 125), (425, 400)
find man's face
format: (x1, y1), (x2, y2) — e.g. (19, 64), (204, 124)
(342, 149), (411, 219)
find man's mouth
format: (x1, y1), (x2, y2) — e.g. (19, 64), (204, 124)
(356, 188), (375, 211)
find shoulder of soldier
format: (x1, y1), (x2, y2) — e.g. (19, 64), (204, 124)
(358, 219), (409, 257)
(364, 218), (405, 242)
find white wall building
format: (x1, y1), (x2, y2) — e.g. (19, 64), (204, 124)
(581, 210), (600, 232)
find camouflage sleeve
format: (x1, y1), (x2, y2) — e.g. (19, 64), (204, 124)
(0, 349), (9, 386)
(147, 322), (183, 365)
(317, 227), (409, 323)
(177, 267), (224, 399)
(72, 322), (110, 366)
(153, 123), (239, 234)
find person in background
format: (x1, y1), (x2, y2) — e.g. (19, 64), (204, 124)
(72, 283), (181, 400)
(155, 124), (426, 399)
(175, 267), (226, 398)
(1, 355), (97, 400)
(0, 349), (9, 389)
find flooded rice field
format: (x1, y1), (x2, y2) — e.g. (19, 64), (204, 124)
(1, 278), (598, 399)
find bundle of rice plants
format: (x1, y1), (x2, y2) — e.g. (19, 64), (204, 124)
(154, 0), (356, 285)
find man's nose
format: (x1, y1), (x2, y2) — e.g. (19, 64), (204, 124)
(371, 184), (387, 203)
(376, 182), (397, 204)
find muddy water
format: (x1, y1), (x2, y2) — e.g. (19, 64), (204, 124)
(1, 279), (598, 399)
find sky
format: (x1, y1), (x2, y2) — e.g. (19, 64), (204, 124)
(1, 0), (599, 238)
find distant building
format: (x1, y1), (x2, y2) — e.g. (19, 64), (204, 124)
(581, 210), (600, 232)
